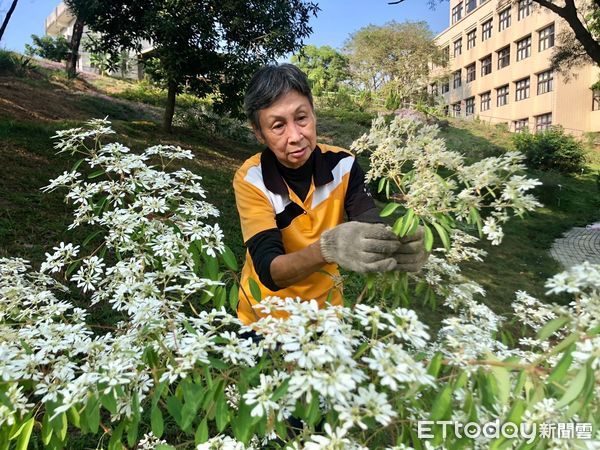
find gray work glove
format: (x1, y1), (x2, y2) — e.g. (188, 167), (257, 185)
(394, 226), (429, 272)
(320, 222), (401, 273)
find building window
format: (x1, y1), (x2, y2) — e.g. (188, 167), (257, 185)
(516, 35), (531, 61)
(430, 83), (439, 96)
(481, 54), (492, 76)
(514, 118), (529, 132)
(452, 2), (463, 23)
(465, 97), (475, 116)
(466, 63), (476, 83)
(466, 0), (477, 13)
(539, 24), (555, 52)
(480, 91), (491, 111)
(497, 46), (510, 69)
(515, 77), (530, 101)
(593, 90), (600, 111)
(454, 38), (463, 57)
(452, 102), (462, 117)
(537, 70), (554, 95)
(441, 79), (450, 93)
(453, 70), (462, 89)
(499, 7), (511, 31)
(497, 85), (509, 106)
(442, 46), (450, 63)
(482, 19), (493, 41)
(518, 0), (532, 20)
(467, 29), (476, 49)
(535, 113), (552, 132)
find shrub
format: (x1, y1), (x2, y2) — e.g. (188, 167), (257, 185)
(24, 34), (70, 62)
(513, 127), (586, 174)
(0, 49), (34, 76)
(3, 119), (599, 450)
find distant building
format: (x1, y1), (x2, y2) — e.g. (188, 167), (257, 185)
(45, 2), (153, 79)
(430, 0), (600, 135)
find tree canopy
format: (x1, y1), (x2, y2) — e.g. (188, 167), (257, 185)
(65, 0), (319, 132)
(24, 34), (70, 62)
(291, 45), (350, 94)
(344, 21), (442, 104)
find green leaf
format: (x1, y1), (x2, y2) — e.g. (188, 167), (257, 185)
(431, 221), (450, 250)
(377, 177), (386, 193)
(214, 286), (226, 309)
(555, 365), (587, 409)
(71, 158), (85, 172)
(155, 445), (176, 450)
(88, 169), (105, 179)
(248, 278), (262, 302)
(547, 351), (573, 384)
(101, 392), (118, 415)
(65, 259), (82, 278)
(380, 202), (401, 217)
(42, 413), (53, 445)
(215, 395), (229, 432)
(423, 223), (434, 251)
(272, 378), (290, 402)
(82, 230), (104, 247)
(491, 366), (511, 406)
(430, 384), (452, 420)
(221, 245), (238, 271)
(229, 285), (239, 312)
(85, 396), (100, 434)
(127, 418), (139, 447)
(195, 418), (208, 445)
(306, 392), (321, 426)
(506, 398), (526, 425)
(67, 406), (80, 428)
(15, 418), (34, 450)
(427, 352), (443, 378)
(54, 411), (68, 441)
(537, 317), (569, 341)
(166, 396), (183, 427)
(399, 209), (415, 237)
(108, 422), (125, 450)
(151, 405), (164, 438)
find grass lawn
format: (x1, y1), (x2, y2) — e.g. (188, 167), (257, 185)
(1, 62), (599, 336)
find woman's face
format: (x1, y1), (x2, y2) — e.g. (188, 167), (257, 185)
(253, 90), (317, 169)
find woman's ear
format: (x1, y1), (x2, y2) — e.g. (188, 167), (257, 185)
(252, 125), (265, 144)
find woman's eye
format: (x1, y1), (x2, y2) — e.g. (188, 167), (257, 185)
(273, 123), (284, 130)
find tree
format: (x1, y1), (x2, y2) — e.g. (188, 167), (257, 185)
(389, 0), (600, 70)
(0, 0), (19, 41)
(291, 45), (350, 94)
(344, 21), (443, 105)
(24, 34), (70, 62)
(64, 0), (319, 133)
(65, 16), (85, 78)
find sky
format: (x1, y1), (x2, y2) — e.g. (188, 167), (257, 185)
(0, 0), (450, 54)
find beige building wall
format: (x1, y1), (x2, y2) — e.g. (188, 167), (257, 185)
(432, 0), (600, 135)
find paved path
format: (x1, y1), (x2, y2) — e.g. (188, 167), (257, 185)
(550, 224), (600, 268)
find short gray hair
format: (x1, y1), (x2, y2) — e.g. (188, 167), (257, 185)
(244, 64), (313, 131)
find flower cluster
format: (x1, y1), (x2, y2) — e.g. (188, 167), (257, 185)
(351, 115), (542, 245)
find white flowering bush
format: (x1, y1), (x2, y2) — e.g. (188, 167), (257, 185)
(1, 118), (599, 449)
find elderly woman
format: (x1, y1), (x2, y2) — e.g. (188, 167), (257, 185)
(233, 64), (427, 325)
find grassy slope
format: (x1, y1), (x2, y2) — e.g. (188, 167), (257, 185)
(1, 63), (599, 335)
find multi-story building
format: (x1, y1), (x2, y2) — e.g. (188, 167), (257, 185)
(45, 2), (152, 79)
(431, 0), (600, 135)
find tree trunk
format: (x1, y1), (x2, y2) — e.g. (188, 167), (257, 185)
(0, 0), (19, 41)
(163, 79), (177, 133)
(533, 0), (600, 66)
(66, 16), (85, 78)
